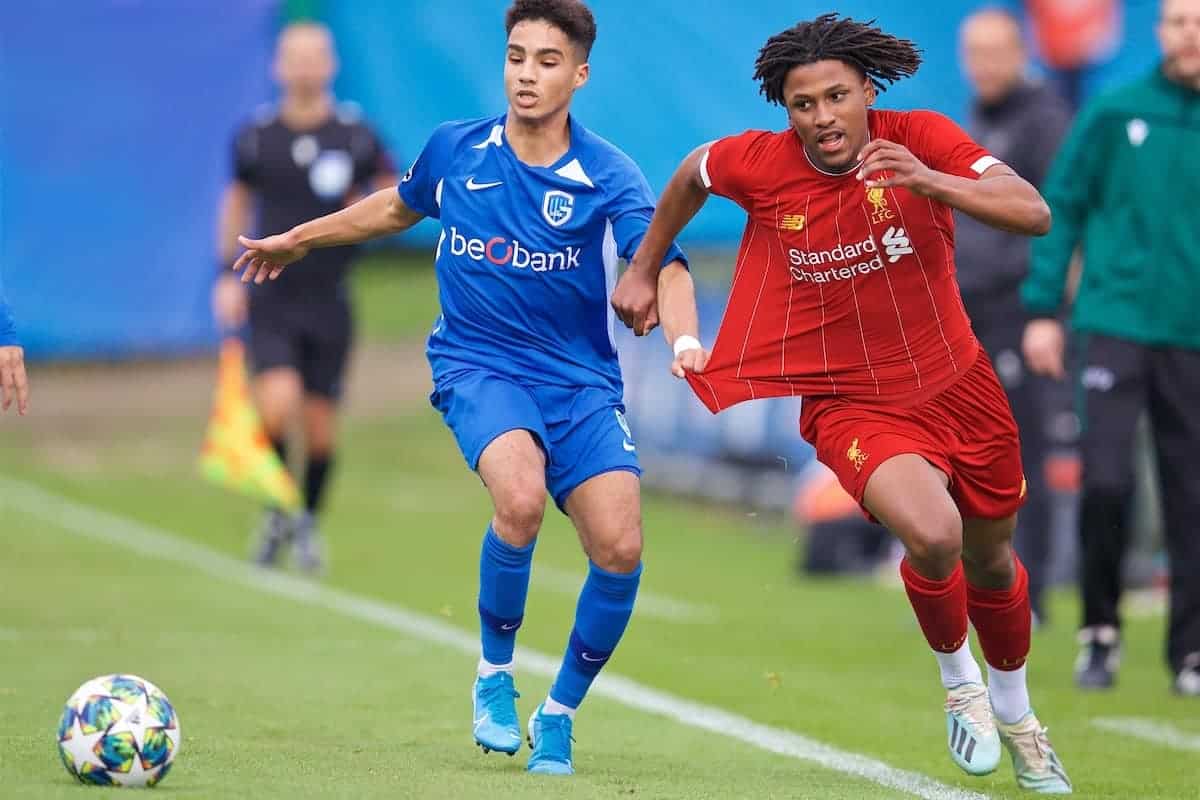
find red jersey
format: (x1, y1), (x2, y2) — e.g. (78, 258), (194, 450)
(688, 109), (1003, 413)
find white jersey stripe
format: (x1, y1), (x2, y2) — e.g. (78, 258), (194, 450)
(889, 190), (957, 373)
(775, 196), (798, 396)
(970, 155), (1003, 175)
(862, 204), (921, 388)
(806, 195), (836, 395)
(836, 190), (879, 395)
(699, 149), (713, 189)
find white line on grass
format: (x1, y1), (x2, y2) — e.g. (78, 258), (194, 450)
(1092, 717), (1200, 752)
(533, 563), (719, 624)
(1, 476), (986, 800)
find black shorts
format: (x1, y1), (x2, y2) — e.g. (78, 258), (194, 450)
(247, 296), (353, 400)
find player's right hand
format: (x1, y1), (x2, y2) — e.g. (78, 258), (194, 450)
(0, 345), (30, 415)
(233, 232), (310, 284)
(212, 275), (249, 330)
(1022, 318), (1066, 380)
(611, 267), (659, 336)
(671, 348), (710, 379)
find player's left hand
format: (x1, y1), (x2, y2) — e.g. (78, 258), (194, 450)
(0, 345), (30, 415)
(856, 139), (936, 194)
(671, 347), (710, 379)
(612, 267), (659, 336)
(232, 232), (310, 284)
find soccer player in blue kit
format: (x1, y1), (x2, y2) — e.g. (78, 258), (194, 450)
(233, 0), (687, 776)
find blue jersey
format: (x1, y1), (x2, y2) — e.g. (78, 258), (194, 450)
(398, 114), (685, 395)
(0, 272), (16, 347)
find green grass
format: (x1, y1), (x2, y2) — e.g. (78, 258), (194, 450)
(351, 249), (441, 342)
(2, 404), (1198, 798)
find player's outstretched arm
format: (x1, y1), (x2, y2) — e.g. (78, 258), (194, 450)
(0, 345), (29, 415)
(657, 263), (708, 378)
(612, 143), (712, 336)
(858, 140), (1050, 236)
(233, 188), (424, 284)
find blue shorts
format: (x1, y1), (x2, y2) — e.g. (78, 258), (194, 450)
(430, 371), (641, 510)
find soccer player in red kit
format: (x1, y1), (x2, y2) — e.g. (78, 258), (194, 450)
(612, 15), (1071, 794)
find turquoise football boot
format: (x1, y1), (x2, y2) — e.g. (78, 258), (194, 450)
(944, 682), (1002, 775)
(526, 703), (574, 775)
(472, 673), (522, 755)
(997, 711), (1073, 794)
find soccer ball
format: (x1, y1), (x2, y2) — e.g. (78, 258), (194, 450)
(56, 674), (181, 787)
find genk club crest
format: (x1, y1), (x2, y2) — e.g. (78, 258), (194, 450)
(542, 190), (575, 227)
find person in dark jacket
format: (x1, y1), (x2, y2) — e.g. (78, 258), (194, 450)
(1023, 0), (1200, 696)
(955, 8), (1073, 624)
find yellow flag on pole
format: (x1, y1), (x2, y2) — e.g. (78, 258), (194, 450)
(198, 338), (301, 511)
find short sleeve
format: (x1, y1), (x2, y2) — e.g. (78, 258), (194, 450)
(0, 292), (16, 347)
(397, 122), (460, 220)
(699, 130), (774, 207)
(904, 111), (1001, 180)
(604, 157), (687, 269)
(232, 124), (261, 186)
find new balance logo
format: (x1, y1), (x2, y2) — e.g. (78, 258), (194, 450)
(466, 177), (503, 191)
(882, 226), (913, 263)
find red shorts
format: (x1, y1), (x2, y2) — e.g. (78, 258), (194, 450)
(798, 351), (1025, 521)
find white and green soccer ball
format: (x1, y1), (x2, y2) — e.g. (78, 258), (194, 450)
(57, 674), (181, 787)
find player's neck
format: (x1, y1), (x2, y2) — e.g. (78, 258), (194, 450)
(504, 112), (571, 167)
(280, 93), (334, 131)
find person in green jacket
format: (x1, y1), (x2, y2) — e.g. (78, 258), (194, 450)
(1022, 0), (1200, 697)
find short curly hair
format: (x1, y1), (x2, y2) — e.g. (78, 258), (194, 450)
(505, 0), (597, 58)
(755, 14), (923, 105)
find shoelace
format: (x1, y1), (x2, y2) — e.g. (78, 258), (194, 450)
(535, 713), (576, 756)
(1008, 720), (1055, 771)
(478, 680), (520, 727)
(947, 690), (996, 736)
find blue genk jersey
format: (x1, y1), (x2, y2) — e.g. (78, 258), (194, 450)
(398, 114), (686, 395)
(0, 271), (16, 347)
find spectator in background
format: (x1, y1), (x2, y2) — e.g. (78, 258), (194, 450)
(0, 278), (30, 416)
(955, 8), (1073, 625)
(212, 22), (396, 572)
(1023, 0), (1200, 696)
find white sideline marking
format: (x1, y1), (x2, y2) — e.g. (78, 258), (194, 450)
(1, 477), (986, 800)
(1092, 717), (1200, 752)
(533, 564), (719, 624)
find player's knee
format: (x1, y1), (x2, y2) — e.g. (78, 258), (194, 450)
(903, 513), (963, 574)
(962, 539), (1015, 585)
(493, 484), (547, 544)
(604, 527), (643, 573)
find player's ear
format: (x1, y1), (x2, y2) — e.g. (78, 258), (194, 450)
(574, 61), (590, 90)
(864, 78), (876, 107)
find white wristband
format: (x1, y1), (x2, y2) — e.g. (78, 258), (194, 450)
(673, 335), (703, 357)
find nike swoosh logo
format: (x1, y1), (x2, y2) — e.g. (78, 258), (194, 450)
(580, 652), (607, 663)
(466, 177), (503, 191)
(500, 623), (519, 631)
(622, 440), (636, 452)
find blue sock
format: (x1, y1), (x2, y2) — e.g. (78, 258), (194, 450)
(549, 560), (642, 709)
(478, 525), (535, 666)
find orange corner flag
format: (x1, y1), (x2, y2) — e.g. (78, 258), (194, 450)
(198, 338), (301, 511)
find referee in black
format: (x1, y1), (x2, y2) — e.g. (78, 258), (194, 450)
(954, 8), (1073, 624)
(214, 22), (396, 572)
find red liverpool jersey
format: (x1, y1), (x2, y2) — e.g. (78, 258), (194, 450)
(688, 109), (1003, 413)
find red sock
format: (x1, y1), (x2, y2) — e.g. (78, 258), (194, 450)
(966, 556), (1031, 670)
(900, 558), (968, 653)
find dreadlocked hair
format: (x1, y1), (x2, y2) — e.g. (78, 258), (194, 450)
(754, 14), (923, 105)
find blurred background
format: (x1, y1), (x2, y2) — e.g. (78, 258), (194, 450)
(1, 0), (1167, 585)
(2, 1), (1191, 795)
